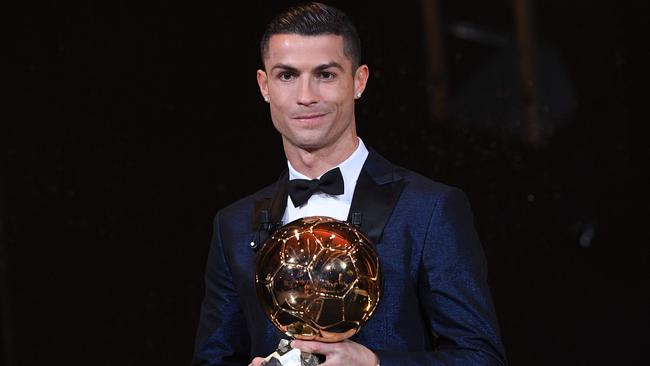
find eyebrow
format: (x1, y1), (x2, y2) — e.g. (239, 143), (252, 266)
(270, 62), (344, 73)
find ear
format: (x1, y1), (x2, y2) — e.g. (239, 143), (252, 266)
(256, 69), (269, 102)
(353, 64), (369, 99)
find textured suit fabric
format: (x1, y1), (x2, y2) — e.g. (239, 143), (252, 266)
(192, 149), (507, 365)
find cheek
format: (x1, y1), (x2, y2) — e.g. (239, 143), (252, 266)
(269, 106), (286, 128)
(272, 90), (297, 110)
(321, 83), (353, 104)
(268, 104), (284, 127)
(269, 102), (295, 134)
(268, 94), (290, 114)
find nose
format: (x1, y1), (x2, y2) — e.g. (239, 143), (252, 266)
(296, 77), (318, 106)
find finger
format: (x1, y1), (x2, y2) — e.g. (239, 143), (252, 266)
(249, 356), (266, 366)
(291, 340), (336, 355)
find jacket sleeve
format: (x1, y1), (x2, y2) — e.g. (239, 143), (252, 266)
(376, 188), (508, 365)
(192, 212), (251, 366)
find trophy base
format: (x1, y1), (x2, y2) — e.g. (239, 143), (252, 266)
(262, 339), (323, 366)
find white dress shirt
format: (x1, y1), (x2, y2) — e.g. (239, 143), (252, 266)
(282, 138), (369, 224)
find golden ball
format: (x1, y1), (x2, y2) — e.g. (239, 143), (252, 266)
(255, 216), (382, 342)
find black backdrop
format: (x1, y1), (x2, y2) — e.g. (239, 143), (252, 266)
(4, 1), (648, 365)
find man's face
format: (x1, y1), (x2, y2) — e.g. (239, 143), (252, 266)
(257, 34), (368, 152)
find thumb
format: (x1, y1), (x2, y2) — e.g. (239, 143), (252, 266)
(291, 340), (334, 355)
(249, 357), (267, 366)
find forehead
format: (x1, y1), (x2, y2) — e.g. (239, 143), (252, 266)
(265, 34), (351, 70)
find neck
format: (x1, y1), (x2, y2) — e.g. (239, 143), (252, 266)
(284, 134), (359, 179)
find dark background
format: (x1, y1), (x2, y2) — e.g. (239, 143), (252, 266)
(4, 1), (648, 365)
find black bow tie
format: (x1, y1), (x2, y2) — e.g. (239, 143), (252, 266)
(288, 167), (344, 207)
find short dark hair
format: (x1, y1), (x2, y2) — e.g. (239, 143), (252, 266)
(260, 2), (361, 69)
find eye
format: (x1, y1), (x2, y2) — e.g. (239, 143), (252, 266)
(319, 71), (336, 80)
(278, 72), (295, 81)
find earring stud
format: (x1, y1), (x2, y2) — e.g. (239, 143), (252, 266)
(355, 92), (362, 99)
(263, 96), (269, 102)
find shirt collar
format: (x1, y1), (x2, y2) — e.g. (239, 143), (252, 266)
(287, 138), (369, 201)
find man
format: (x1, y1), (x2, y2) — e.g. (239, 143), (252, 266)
(193, 3), (507, 365)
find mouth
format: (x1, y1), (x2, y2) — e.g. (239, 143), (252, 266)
(292, 113), (327, 121)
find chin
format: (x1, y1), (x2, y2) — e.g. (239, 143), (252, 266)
(296, 141), (325, 152)
(289, 136), (327, 151)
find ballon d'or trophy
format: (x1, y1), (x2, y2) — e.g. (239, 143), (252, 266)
(255, 216), (382, 366)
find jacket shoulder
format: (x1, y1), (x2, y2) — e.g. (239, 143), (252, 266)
(394, 164), (459, 197)
(367, 147), (459, 197)
(215, 182), (275, 223)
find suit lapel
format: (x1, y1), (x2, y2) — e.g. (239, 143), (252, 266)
(251, 148), (404, 247)
(347, 148), (405, 245)
(251, 169), (289, 247)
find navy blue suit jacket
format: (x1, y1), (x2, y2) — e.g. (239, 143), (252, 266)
(193, 149), (507, 365)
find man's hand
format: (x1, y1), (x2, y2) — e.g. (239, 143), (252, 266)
(248, 339), (378, 366)
(248, 356), (267, 366)
(294, 339), (377, 366)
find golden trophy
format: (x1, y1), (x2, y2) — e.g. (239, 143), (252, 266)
(255, 216), (382, 365)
